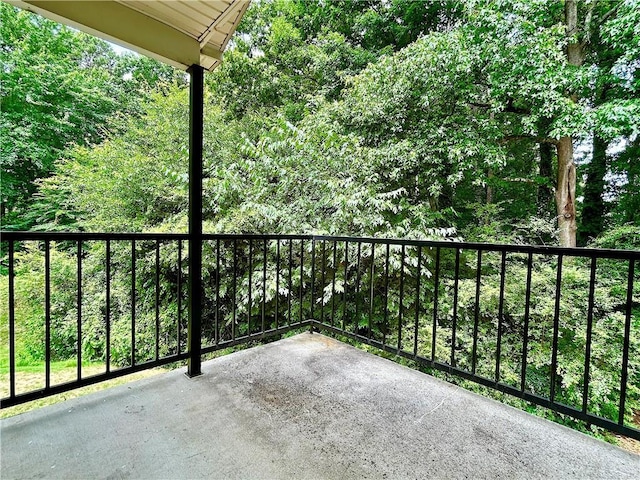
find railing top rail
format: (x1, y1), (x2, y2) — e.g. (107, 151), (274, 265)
(0, 231), (190, 241)
(309, 235), (640, 260)
(2, 231), (638, 259)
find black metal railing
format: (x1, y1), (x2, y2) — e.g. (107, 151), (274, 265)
(306, 236), (639, 441)
(1, 232), (192, 405)
(1, 231), (639, 440)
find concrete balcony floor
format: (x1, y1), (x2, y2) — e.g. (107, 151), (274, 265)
(1, 333), (638, 479)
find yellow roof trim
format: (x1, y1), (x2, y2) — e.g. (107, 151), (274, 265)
(7, 0), (249, 71)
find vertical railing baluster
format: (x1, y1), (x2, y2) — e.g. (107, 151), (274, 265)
(451, 247), (460, 367)
(471, 250), (482, 374)
(321, 240), (326, 324)
(232, 239), (238, 341)
(214, 239), (219, 345)
(550, 254), (563, 403)
(355, 242), (362, 334)
(131, 240), (136, 366)
(582, 256), (597, 413)
(155, 240), (160, 361)
(414, 246), (422, 357)
(288, 239), (293, 326)
(398, 244), (405, 352)
(8, 241), (15, 398)
(520, 252), (533, 392)
(383, 243), (390, 346)
(248, 240), (253, 336)
(300, 240), (304, 323)
(431, 247), (440, 362)
(619, 259), (635, 425)
(311, 239), (316, 321)
(276, 240), (280, 330)
(106, 239), (111, 372)
(262, 238), (267, 332)
(343, 241), (349, 331)
(495, 250), (507, 383)
(77, 240), (83, 380)
(310, 238), (316, 320)
(45, 240), (51, 388)
(369, 243), (375, 339)
(331, 241), (337, 328)
(177, 240), (182, 353)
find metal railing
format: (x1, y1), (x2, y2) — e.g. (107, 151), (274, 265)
(1, 231), (639, 440)
(1, 232), (191, 405)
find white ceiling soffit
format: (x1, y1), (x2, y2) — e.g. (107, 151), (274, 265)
(7, 0), (250, 71)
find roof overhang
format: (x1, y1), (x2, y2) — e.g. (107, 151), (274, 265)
(7, 0), (250, 70)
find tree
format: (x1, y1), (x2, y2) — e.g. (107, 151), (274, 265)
(1, 5), (115, 225)
(322, 2), (582, 242)
(210, 0), (462, 121)
(19, 0), (640, 247)
(0, 4), (184, 230)
(452, 0), (640, 246)
(554, 0), (581, 247)
(31, 88), (192, 232)
(580, 0), (640, 243)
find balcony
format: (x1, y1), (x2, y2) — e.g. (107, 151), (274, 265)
(6, 2), (638, 477)
(1, 231), (639, 475)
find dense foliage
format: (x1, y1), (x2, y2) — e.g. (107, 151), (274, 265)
(0, 3), (185, 229)
(3, 1), (639, 242)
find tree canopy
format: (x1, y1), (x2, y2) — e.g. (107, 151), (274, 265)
(0, 3), (185, 230)
(2, 0), (639, 246)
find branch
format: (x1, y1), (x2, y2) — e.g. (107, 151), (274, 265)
(581, 1), (620, 49)
(582, 1), (597, 46)
(468, 101), (491, 109)
(599, 2), (622, 26)
(505, 98), (530, 115)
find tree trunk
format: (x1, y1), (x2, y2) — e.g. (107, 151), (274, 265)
(486, 168), (494, 206)
(619, 136), (640, 224)
(578, 135), (607, 245)
(565, 0), (584, 66)
(555, 0), (582, 247)
(556, 137), (577, 247)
